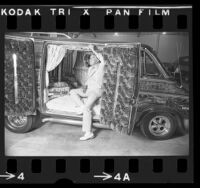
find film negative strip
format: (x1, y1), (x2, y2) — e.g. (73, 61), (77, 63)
(0, 4), (194, 184)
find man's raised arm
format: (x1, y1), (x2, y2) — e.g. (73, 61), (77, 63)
(89, 44), (104, 64)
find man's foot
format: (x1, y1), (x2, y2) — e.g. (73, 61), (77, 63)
(80, 132), (94, 141)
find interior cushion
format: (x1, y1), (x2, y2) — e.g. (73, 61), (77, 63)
(46, 94), (100, 116)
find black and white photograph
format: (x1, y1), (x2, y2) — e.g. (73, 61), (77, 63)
(4, 32), (189, 156)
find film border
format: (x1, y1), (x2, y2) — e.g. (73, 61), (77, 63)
(0, 4), (194, 184)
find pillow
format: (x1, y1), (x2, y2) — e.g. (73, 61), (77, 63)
(49, 82), (70, 95)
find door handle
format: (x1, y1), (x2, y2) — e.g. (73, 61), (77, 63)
(130, 96), (136, 105)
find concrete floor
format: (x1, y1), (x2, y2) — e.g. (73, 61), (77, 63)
(5, 122), (189, 156)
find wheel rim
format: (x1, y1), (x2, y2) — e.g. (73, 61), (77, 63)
(148, 115), (171, 137)
(7, 115), (28, 128)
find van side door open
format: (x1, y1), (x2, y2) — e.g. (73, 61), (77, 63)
(100, 44), (140, 135)
(5, 36), (36, 116)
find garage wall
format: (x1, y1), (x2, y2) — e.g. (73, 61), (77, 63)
(77, 32), (189, 63)
(158, 34), (189, 63)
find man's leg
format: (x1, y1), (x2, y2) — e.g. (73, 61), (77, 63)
(80, 91), (101, 140)
(70, 88), (87, 107)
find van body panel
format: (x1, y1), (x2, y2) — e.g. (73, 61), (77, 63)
(136, 45), (189, 130)
(139, 78), (188, 96)
(137, 92), (189, 116)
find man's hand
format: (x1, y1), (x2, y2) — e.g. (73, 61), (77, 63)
(82, 85), (87, 93)
(88, 44), (104, 64)
(88, 44), (95, 51)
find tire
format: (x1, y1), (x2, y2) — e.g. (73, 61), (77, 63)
(176, 116), (189, 136)
(140, 112), (177, 140)
(5, 114), (40, 133)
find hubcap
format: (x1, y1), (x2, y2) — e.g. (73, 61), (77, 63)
(149, 116), (171, 137)
(7, 115), (28, 128)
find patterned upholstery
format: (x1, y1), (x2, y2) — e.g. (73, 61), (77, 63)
(100, 46), (139, 134)
(4, 38), (35, 116)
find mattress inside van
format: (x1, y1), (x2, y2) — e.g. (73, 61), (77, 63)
(46, 94), (101, 116)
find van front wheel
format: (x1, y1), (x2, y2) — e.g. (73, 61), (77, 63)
(140, 112), (177, 140)
(5, 115), (37, 133)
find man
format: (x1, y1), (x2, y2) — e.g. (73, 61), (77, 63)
(70, 45), (105, 141)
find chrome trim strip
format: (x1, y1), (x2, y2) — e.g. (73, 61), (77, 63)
(13, 54), (19, 104)
(28, 32), (71, 39)
(42, 117), (110, 129)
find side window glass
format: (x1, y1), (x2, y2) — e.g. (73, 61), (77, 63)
(142, 51), (162, 78)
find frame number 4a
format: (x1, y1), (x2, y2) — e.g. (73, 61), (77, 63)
(114, 173), (130, 182)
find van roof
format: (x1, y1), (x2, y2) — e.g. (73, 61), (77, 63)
(6, 32), (160, 57)
(6, 32), (160, 54)
(6, 32), (142, 45)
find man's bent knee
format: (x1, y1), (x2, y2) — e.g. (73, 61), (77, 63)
(70, 89), (77, 95)
(83, 106), (92, 113)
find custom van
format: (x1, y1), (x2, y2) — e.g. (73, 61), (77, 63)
(4, 33), (189, 140)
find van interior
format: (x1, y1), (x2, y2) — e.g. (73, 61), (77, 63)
(44, 44), (101, 118)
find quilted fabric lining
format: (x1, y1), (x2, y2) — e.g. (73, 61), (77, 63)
(100, 46), (139, 134)
(4, 38), (35, 116)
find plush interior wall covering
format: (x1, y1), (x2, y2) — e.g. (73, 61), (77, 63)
(63, 50), (74, 75)
(4, 38), (35, 116)
(100, 46), (139, 135)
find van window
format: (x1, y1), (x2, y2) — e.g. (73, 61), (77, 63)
(141, 50), (162, 78)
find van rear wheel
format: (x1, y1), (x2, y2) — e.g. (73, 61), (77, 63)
(140, 112), (177, 140)
(5, 115), (38, 133)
